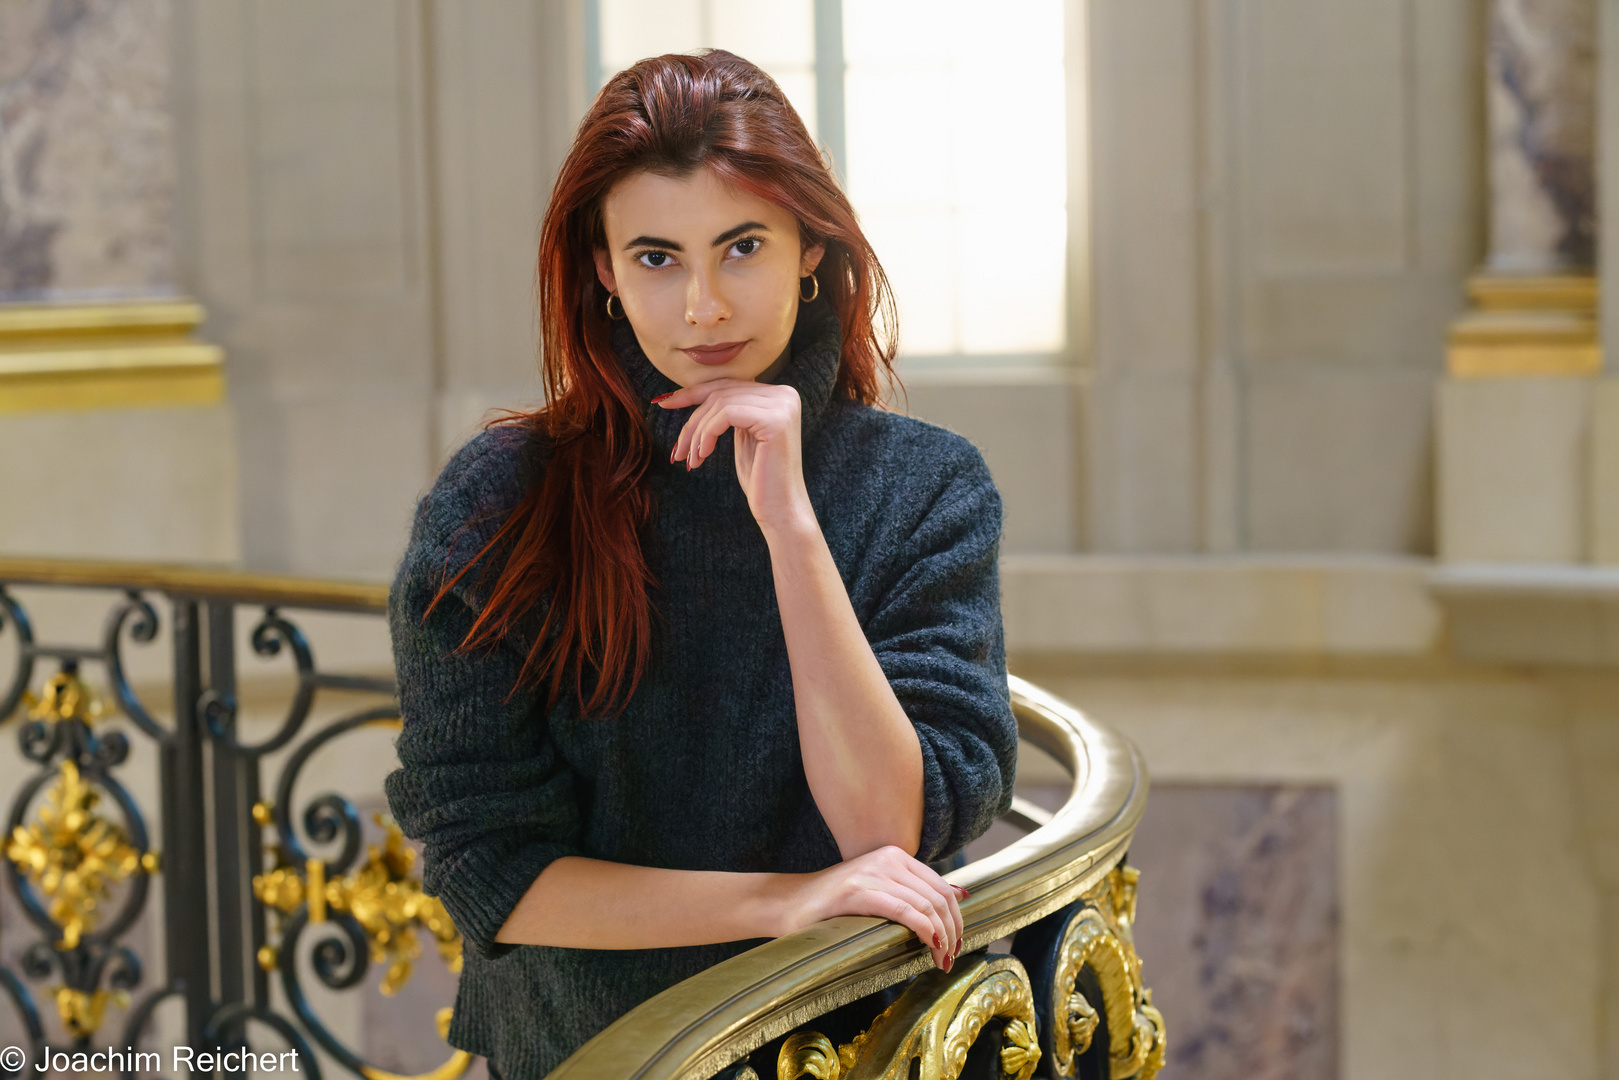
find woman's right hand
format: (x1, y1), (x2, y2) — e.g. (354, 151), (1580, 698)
(781, 845), (967, 971)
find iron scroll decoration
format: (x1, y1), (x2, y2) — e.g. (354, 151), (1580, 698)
(0, 585), (468, 1080)
(0, 585), (166, 1073)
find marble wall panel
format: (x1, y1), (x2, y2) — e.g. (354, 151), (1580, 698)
(1128, 784), (1338, 1080)
(0, 0), (176, 299)
(1487, 0), (1597, 271)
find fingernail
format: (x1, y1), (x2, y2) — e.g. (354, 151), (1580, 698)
(953, 885), (971, 898)
(954, 939), (961, 958)
(944, 955), (953, 973)
(670, 447), (677, 464)
(651, 392), (675, 404)
(933, 932), (942, 949)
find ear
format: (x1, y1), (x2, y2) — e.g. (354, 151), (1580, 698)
(593, 248), (619, 293)
(800, 241), (826, 276)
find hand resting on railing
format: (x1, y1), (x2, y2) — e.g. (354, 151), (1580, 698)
(494, 843), (966, 972)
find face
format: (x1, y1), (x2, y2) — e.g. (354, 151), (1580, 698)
(593, 165), (825, 387)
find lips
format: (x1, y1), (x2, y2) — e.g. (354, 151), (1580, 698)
(682, 341), (747, 366)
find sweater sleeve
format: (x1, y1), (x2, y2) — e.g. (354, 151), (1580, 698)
(383, 445), (582, 962)
(863, 447), (1018, 865)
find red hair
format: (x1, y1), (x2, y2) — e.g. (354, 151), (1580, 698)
(430, 50), (899, 718)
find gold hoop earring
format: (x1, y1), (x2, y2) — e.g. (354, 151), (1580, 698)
(799, 273), (819, 303)
(606, 292), (626, 321)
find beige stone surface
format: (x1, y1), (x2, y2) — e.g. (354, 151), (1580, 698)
(1014, 668), (1606, 1080)
(1437, 375), (1592, 561)
(1591, 379), (1619, 561)
(1000, 553), (1441, 655)
(1244, 368), (1437, 552)
(1083, 0), (1480, 556)
(0, 402), (239, 561)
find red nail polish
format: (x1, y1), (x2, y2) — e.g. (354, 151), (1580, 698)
(670, 447), (677, 464)
(651, 392), (675, 403)
(953, 885), (971, 898)
(944, 954), (953, 973)
(933, 932), (942, 949)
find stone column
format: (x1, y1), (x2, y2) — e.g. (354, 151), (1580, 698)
(1437, 0), (1603, 562)
(0, 0), (237, 564)
(1448, 0), (1597, 378)
(1487, 0), (1597, 275)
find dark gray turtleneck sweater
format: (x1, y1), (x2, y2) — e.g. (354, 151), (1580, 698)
(383, 297), (1017, 1079)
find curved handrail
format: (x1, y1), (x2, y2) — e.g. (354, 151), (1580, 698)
(547, 674), (1150, 1080)
(0, 557), (388, 613)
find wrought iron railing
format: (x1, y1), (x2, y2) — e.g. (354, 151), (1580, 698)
(0, 558), (1164, 1080)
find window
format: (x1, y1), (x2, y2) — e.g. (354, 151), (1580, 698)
(590, 0), (1072, 369)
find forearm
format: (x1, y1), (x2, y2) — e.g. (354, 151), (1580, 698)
(494, 856), (800, 949)
(762, 514), (925, 859)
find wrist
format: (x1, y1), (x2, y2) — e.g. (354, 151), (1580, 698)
(756, 499), (821, 547)
(753, 872), (812, 938)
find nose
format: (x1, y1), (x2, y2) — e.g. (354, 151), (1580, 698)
(686, 267), (731, 328)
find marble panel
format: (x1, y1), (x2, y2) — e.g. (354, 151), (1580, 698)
(0, 0), (177, 299)
(1127, 784), (1338, 1080)
(1487, 0), (1597, 271)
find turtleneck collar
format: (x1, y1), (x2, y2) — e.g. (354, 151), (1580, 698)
(611, 294), (844, 455)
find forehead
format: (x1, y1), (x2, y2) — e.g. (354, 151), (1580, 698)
(600, 165), (797, 240)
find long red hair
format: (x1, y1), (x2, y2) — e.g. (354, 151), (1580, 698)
(431, 50), (899, 717)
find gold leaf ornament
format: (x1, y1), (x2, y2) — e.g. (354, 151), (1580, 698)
(3, 760), (148, 951)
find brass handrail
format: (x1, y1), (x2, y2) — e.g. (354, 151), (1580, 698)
(547, 675), (1150, 1080)
(0, 557), (388, 613)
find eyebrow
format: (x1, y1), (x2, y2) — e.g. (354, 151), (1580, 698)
(623, 221), (771, 252)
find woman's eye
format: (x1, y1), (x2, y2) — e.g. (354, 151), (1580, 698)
(730, 237), (760, 257)
(637, 251), (673, 268)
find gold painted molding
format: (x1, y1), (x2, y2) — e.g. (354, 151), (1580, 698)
(1447, 274), (1600, 377)
(0, 298), (224, 413)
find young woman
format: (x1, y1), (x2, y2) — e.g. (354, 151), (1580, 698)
(384, 49), (1017, 1080)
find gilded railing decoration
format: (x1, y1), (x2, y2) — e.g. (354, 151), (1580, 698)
(771, 865), (1165, 1080)
(0, 638), (157, 1057)
(0, 567), (471, 1080)
(779, 955), (1041, 1080)
(1012, 866), (1165, 1080)
(254, 809), (463, 996)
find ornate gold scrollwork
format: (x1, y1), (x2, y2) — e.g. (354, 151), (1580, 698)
(778, 955), (1042, 1080)
(22, 668), (106, 724)
(4, 758), (148, 951)
(1050, 867), (1165, 1080)
(253, 814), (462, 996)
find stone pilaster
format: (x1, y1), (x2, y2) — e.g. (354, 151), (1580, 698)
(0, 0), (235, 564)
(1437, 0), (1603, 562)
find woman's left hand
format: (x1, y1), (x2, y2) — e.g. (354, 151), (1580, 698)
(659, 380), (813, 533)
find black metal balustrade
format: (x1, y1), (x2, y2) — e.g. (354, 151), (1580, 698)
(0, 558), (1165, 1080)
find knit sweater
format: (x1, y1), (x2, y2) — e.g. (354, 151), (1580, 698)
(383, 296), (1018, 1079)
